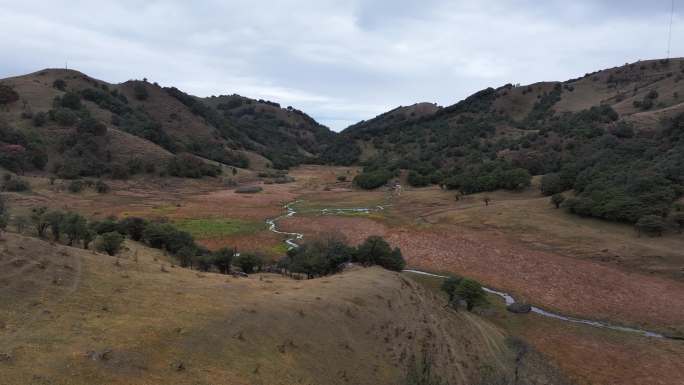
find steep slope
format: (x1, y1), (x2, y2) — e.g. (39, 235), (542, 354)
(0, 233), (569, 385)
(0, 68), (335, 179)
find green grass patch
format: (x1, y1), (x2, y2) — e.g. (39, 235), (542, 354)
(174, 218), (265, 239)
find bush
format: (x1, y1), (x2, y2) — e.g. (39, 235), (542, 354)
(95, 179), (110, 193)
(77, 117), (107, 136)
(354, 168), (393, 190)
(133, 82), (149, 101)
(2, 176), (30, 192)
(671, 212), (684, 233)
(408, 171), (431, 187)
(52, 79), (66, 91)
(59, 91), (82, 110)
(455, 278), (486, 311)
(110, 164), (130, 180)
(32, 111), (47, 127)
(354, 236), (405, 271)
(50, 108), (79, 126)
(166, 154), (221, 178)
(235, 186), (263, 194)
(142, 222), (196, 254)
(551, 193), (565, 209)
(68, 180), (84, 193)
(95, 231), (124, 255)
(635, 215), (666, 237)
(234, 253), (263, 274)
(0, 85), (19, 105)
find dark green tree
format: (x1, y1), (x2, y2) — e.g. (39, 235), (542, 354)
(635, 215), (666, 237)
(455, 278), (486, 311)
(551, 193), (565, 209)
(234, 253), (263, 274)
(96, 231), (124, 255)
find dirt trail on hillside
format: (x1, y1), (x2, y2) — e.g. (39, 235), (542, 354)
(280, 216), (684, 334)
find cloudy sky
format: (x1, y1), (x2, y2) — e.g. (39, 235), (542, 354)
(0, 1), (681, 130)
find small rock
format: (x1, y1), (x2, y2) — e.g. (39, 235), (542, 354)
(506, 302), (532, 314)
(171, 360), (185, 371)
(0, 353), (12, 363)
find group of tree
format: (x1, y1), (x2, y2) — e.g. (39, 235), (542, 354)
(279, 235), (405, 278)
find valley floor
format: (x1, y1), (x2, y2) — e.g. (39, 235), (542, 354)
(3, 165), (684, 384)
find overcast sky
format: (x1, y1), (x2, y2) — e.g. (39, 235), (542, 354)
(0, 1), (681, 130)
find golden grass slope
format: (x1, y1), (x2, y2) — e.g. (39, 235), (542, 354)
(0, 232), (569, 385)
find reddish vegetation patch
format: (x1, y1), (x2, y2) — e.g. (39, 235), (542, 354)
(519, 319), (684, 385)
(282, 216), (684, 333)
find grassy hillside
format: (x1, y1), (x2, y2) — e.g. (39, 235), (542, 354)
(0, 68), (335, 180)
(0, 232), (569, 385)
(325, 58), (684, 226)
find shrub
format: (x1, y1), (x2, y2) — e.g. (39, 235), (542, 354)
(455, 278), (486, 311)
(59, 91), (82, 110)
(0, 85), (19, 105)
(166, 154), (221, 178)
(133, 82), (149, 101)
(234, 253), (263, 274)
(52, 79), (66, 91)
(95, 231), (124, 255)
(177, 246), (197, 268)
(408, 171), (431, 187)
(68, 180), (84, 193)
(142, 222), (195, 254)
(32, 111), (47, 127)
(44, 210), (65, 241)
(92, 217), (122, 235)
(551, 193), (565, 209)
(354, 168), (393, 190)
(77, 117), (107, 136)
(110, 164), (130, 180)
(235, 186), (263, 194)
(50, 108), (79, 126)
(2, 176), (30, 192)
(95, 179), (110, 193)
(635, 215), (666, 237)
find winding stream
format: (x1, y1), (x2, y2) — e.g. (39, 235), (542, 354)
(266, 200), (673, 340)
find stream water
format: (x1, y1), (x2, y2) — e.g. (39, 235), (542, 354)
(266, 200), (673, 340)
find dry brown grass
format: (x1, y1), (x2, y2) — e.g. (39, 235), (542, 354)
(0, 233), (535, 385)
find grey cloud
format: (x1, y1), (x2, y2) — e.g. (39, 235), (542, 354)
(0, 0), (681, 130)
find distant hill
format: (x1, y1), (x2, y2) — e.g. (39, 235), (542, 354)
(325, 58), (684, 224)
(0, 68), (335, 179)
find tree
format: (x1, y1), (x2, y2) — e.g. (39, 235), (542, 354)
(635, 215), (666, 237)
(177, 246), (197, 268)
(540, 173), (563, 196)
(234, 253), (263, 274)
(551, 193), (565, 209)
(119, 217), (147, 241)
(62, 212), (88, 246)
(455, 278), (486, 311)
(96, 231), (124, 255)
(83, 228), (96, 250)
(354, 236), (405, 271)
(482, 196), (491, 206)
(30, 207), (49, 238)
(44, 210), (65, 241)
(213, 247), (234, 274)
(441, 276), (462, 302)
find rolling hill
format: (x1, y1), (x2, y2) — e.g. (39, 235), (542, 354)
(0, 68), (335, 179)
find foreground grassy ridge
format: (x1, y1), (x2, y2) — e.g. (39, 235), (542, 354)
(173, 217), (265, 239)
(2, 233), (566, 385)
